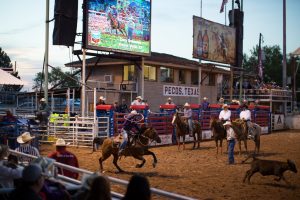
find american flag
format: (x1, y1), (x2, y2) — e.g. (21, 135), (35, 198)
(220, 0), (228, 13)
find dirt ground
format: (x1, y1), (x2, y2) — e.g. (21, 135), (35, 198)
(40, 130), (300, 200)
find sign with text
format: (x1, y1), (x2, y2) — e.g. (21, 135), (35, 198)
(193, 16), (236, 64)
(84, 0), (151, 56)
(163, 85), (199, 97)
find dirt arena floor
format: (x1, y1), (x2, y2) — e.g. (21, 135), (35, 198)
(40, 130), (300, 200)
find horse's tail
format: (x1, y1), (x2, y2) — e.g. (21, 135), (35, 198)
(92, 137), (105, 153)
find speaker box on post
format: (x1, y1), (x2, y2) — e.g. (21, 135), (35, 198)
(53, 0), (78, 46)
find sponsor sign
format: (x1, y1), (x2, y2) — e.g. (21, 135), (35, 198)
(163, 85), (199, 97)
(273, 114), (284, 130)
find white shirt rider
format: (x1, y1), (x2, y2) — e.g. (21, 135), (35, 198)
(240, 109), (251, 121)
(219, 104), (231, 121)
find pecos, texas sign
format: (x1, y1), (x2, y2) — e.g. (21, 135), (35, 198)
(163, 85), (199, 97)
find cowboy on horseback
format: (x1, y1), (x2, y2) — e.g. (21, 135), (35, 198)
(183, 103), (193, 137)
(239, 104), (254, 139)
(219, 104), (231, 124)
(118, 110), (141, 155)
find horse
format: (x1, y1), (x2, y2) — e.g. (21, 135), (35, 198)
(231, 119), (261, 154)
(107, 12), (128, 38)
(171, 111), (202, 150)
(209, 117), (226, 155)
(97, 127), (161, 173)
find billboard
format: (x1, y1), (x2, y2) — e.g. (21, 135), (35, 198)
(83, 0), (151, 55)
(193, 16), (236, 65)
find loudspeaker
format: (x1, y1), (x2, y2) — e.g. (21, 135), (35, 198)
(53, 0), (78, 46)
(229, 9), (244, 68)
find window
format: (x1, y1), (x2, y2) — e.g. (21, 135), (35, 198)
(144, 65), (156, 81)
(160, 67), (174, 83)
(123, 65), (135, 81)
(191, 70), (199, 85)
(179, 70), (185, 84)
(208, 73), (216, 86)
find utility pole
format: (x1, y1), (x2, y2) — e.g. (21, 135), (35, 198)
(44, 0), (49, 102)
(283, 0), (287, 115)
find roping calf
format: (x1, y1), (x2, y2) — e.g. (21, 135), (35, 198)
(243, 156), (297, 185)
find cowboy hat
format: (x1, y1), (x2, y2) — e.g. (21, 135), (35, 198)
(130, 110), (138, 115)
(222, 104), (229, 109)
(184, 102), (190, 107)
(136, 96), (143, 100)
(99, 96), (106, 101)
(17, 132), (35, 144)
(223, 121), (232, 126)
(55, 138), (70, 146)
(40, 98), (45, 102)
(203, 97), (208, 100)
(167, 97), (172, 101)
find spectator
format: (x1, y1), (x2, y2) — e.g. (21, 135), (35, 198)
(201, 97), (210, 111)
(36, 98), (50, 125)
(218, 97), (225, 105)
(9, 164), (45, 200)
(85, 175), (111, 200)
(165, 97), (175, 105)
(0, 144), (22, 188)
(15, 132), (40, 163)
(239, 104), (253, 139)
(131, 96), (145, 106)
(183, 103), (193, 137)
(0, 109), (17, 133)
(223, 121), (236, 165)
(113, 101), (121, 113)
(48, 138), (79, 179)
(119, 99), (129, 113)
(123, 174), (151, 200)
(96, 96), (106, 106)
(219, 104), (231, 124)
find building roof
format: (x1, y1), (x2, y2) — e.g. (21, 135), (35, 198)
(65, 51), (229, 74)
(0, 68), (26, 85)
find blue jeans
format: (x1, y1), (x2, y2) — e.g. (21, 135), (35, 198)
(119, 129), (128, 151)
(187, 118), (193, 134)
(228, 139), (235, 164)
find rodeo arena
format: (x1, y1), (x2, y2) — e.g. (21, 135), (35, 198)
(1, 0), (300, 200)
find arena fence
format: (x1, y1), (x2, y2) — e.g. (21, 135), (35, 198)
(5, 150), (197, 200)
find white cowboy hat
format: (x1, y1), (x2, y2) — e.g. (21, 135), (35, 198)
(136, 96), (143, 100)
(223, 121), (232, 126)
(203, 97), (208, 100)
(55, 138), (70, 146)
(40, 98), (45, 102)
(130, 110), (138, 115)
(222, 104), (229, 109)
(184, 102), (190, 107)
(167, 97), (172, 101)
(99, 96), (106, 101)
(17, 132), (35, 144)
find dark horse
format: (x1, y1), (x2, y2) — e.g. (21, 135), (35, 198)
(171, 111), (202, 150)
(107, 12), (128, 38)
(231, 119), (261, 154)
(96, 127), (161, 173)
(209, 117), (226, 155)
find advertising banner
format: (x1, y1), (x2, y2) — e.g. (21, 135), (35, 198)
(193, 16), (236, 64)
(84, 0), (151, 55)
(163, 85), (199, 97)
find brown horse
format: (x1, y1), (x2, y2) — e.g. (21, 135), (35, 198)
(97, 127), (161, 173)
(107, 12), (127, 38)
(231, 119), (261, 154)
(209, 117), (226, 155)
(171, 111), (202, 150)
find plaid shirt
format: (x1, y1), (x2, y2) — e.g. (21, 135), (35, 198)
(15, 144), (40, 163)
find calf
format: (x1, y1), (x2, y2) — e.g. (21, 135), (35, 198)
(243, 156), (297, 185)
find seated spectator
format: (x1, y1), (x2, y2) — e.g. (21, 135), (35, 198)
(0, 144), (22, 188)
(123, 174), (151, 200)
(48, 138), (79, 179)
(0, 109), (17, 132)
(113, 101), (121, 112)
(15, 132), (40, 163)
(218, 97), (225, 105)
(165, 97), (175, 105)
(201, 97), (210, 111)
(9, 164), (45, 200)
(85, 175), (111, 200)
(96, 96), (106, 106)
(131, 96), (145, 106)
(119, 99), (129, 113)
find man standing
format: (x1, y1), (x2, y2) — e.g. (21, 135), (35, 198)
(37, 98), (50, 125)
(165, 97), (175, 105)
(224, 121), (236, 165)
(48, 138), (79, 179)
(201, 97), (210, 111)
(15, 132), (40, 163)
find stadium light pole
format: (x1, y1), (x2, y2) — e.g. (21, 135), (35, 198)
(44, 0), (49, 102)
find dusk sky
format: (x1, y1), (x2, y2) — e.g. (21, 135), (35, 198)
(0, 0), (299, 91)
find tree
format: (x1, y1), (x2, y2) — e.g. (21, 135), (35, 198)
(0, 47), (23, 92)
(32, 67), (80, 90)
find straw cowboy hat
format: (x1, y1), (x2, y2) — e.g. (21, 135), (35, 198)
(167, 97), (172, 101)
(130, 110), (138, 115)
(55, 138), (70, 146)
(223, 121), (232, 126)
(40, 98), (45, 102)
(222, 104), (229, 109)
(184, 102), (190, 107)
(17, 132), (35, 144)
(136, 96), (143, 100)
(203, 97), (208, 100)
(99, 96), (106, 101)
